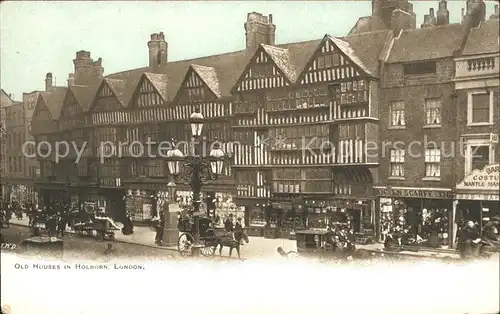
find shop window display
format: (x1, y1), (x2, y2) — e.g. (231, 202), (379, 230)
(381, 198), (451, 248)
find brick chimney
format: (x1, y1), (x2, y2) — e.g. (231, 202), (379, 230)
(244, 12), (276, 54)
(422, 8), (437, 28)
(462, 0), (486, 28)
(437, 1), (449, 25)
(148, 32), (168, 70)
(45, 73), (53, 91)
(92, 58), (104, 79)
(490, 5), (499, 20)
(67, 73), (75, 87)
(73, 51), (103, 86)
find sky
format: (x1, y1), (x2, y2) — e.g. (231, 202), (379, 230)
(1, 0), (498, 101)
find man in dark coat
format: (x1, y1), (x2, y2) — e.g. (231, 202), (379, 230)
(482, 216), (500, 243)
(224, 214), (234, 232)
(457, 221), (481, 259)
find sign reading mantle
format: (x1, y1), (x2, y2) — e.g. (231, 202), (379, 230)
(455, 164), (499, 201)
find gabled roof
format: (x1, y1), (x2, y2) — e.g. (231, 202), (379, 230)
(462, 19), (500, 56)
(105, 29), (391, 99)
(387, 23), (465, 63)
(277, 39), (322, 79)
(191, 65), (221, 98)
(329, 36), (373, 76)
(106, 51), (251, 99)
(340, 29), (392, 76)
(70, 82), (100, 112)
(102, 77), (140, 107)
(261, 44), (297, 82)
(39, 87), (67, 120)
(143, 72), (168, 101)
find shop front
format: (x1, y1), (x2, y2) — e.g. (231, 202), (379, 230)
(455, 164), (499, 239)
(125, 189), (155, 224)
(375, 187), (454, 248)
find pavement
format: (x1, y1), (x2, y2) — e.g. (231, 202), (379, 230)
(7, 217), (467, 260)
(6, 216), (304, 258)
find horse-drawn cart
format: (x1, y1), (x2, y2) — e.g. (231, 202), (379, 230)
(177, 213), (218, 256)
(74, 218), (119, 240)
(177, 213), (249, 258)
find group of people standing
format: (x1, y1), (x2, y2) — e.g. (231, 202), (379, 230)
(456, 217), (499, 259)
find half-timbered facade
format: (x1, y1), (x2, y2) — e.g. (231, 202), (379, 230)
(231, 30), (390, 238)
(87, 78), (131, 220)
(31, 88), (68, 206)
(57, 83), (99, 210)
(122, 73), (169, 222)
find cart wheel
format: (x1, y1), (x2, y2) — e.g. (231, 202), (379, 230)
(200, 245), (215, 257)
(178, 233), (194, 257)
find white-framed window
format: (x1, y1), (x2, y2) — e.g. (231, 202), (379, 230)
(424, 98), (441, 125)
(464, 138), (496, 174)
(425, 148), (441, 177)
(390, 101), (405, 127)
(390, 148), (405, 177)
(467, 90), (494, 125)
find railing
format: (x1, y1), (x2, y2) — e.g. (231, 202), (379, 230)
(467, 57), (495, 71)
(455, 56), (499, 78)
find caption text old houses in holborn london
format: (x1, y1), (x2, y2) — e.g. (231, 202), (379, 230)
(3, 0), (498, 245)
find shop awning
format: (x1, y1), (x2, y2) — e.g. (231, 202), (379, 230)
(455, 164), (499, 201)
(332, 167), (373, 184)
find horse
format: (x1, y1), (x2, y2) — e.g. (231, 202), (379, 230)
(212, 229), (249, 259)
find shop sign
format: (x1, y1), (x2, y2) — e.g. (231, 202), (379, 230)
(456, 164), (499, 190)
(456, 193), (499, 201)
(374, 187), (453, 199)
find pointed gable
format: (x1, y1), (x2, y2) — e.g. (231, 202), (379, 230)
(233, 45), (294, 93)
(70, 82), (100, 113)
(131, 73), (167, 107)
(91, 79), (125, 112)
(31, 92), (62, 135)
(191, 65), (221, 98)
(175, 65), (220, 104)
(298, 35), (375, 85)
(60, 89), (82, 119)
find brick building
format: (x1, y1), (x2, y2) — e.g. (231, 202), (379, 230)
(374, 0), (496, 247)
(1, 89), (14, 201)
(26, 0), (498, 242)
(453, 12), (499, 239)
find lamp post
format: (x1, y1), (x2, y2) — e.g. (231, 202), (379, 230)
(166, 107), (227, 256)
(159, 181), (179, 247)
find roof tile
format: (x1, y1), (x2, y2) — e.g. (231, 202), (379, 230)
(261, 44), (297, 82)
(462, 19), (500, 56)
(191, 65), (221, 98)
(387, 23), (465, 63)
(40, 87), (67, 119)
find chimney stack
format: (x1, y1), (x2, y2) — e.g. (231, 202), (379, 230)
(462, 0), (486, 28)
(490, 5), (499, 20)
(422, 8), (436, 28)
(45, 73), (53, 91)
(73, 50), (103, 86)
(437, 1), (449, 25)
(67, 73), (75, 87)
(92, 58), (104, 79)
(148, 32), (168, 71)
(244, 12), (276, 54)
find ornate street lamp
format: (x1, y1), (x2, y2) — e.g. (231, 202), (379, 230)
(166, 107), (228, 256)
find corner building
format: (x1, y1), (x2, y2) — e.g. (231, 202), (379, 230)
(453, 16), (499, 239)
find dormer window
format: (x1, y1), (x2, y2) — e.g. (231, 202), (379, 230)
(403, 61), (436, 75)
